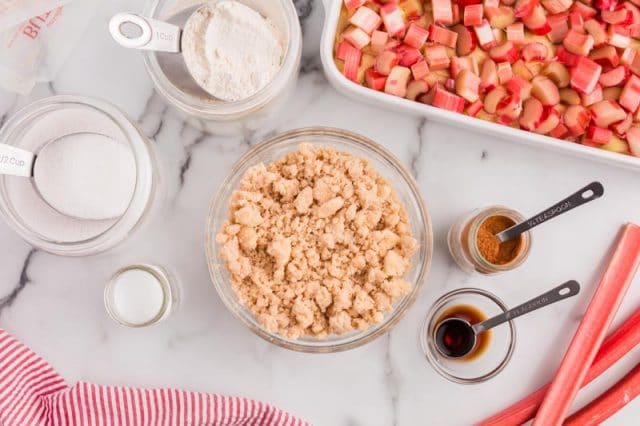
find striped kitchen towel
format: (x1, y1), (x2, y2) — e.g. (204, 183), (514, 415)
(0, 329), (309, 426)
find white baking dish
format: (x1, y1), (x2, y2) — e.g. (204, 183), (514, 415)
(319, 0), (640, 171)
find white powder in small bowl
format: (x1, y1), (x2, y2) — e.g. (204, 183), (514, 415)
(182, 1), (284, 102)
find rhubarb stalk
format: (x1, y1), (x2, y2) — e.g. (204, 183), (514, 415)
(565, 362), (640, 426)
(533, 223), (640, 426)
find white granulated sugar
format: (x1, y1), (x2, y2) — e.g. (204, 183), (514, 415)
(182, 1), (284, 102)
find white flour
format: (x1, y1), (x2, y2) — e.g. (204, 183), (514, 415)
(182, 1), (284, 102)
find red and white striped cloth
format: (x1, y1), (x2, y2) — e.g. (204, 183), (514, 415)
(0, 329), (309, 426)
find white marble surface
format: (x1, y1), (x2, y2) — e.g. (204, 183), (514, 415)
(1, 1), (640, 425)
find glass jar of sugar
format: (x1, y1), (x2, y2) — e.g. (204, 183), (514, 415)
(141, 0), (302, 135)
(0, 95), (159, 256)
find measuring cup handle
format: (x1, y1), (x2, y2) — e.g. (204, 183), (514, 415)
(109, 13), (181, 53)
(0, 144), (35, 178)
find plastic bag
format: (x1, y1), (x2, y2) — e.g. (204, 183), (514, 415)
(0, 0), (97, 94)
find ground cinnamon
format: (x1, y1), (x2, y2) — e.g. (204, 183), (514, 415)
(476, 215), (522, 265)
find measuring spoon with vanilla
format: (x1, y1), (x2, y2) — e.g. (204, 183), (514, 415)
(448, 182), (604, 274)
(109, 1), (284, 102)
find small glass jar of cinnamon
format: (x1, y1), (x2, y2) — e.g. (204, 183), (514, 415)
(447, 206), (532, 274)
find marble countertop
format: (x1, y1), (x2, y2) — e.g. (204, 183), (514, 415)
(1, 1), (640, 424)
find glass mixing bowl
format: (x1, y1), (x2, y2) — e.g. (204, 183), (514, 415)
(205, 127), (432, 352)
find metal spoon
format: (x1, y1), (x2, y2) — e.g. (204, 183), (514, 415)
(0, 132), (135, 221)
(434, 280), (581, 359)
(495, 181), (604, 243)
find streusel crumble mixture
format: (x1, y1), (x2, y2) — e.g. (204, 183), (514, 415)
(216, 144), (418, 339)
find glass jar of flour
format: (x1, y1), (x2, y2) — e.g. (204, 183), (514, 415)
(140, 0), (302, 135)
(0, 95), (159, 256)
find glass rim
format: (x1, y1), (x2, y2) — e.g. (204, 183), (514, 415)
(142, 0), (302, 118)
(421, 287), (517, 384)
(205, 126), (433, 352)
(0, 95), (155, 256)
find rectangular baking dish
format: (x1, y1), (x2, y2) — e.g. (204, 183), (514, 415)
(319, 0), (640, 171)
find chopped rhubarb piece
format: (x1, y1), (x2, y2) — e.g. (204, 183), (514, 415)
(581, 85), (603, 106)
(344, 0), (366, 12)
(336, 41), (352, 61)
(506, 23), (525, 43)
(513, 59), (534, 80)
(594, 0), (618, 11)
(568, 11), (584, 28)
(497, 62), (514, 84)
(590, 46), (621, 68)
(619, 75), (640, 112)
(584, 19), (608, 46)
(496, 94), (523, 123)
(550, 122), (570, 138)
(570, 1), (597, 19)
(375, 50), (399, 75)
(489, 41), (520, 62)
(343, 26), (371, 50)
(534, 225), (640, 426)
(560, 87), (582, 105)
(590, 100), (627, 127)
(531, 75), (560, 105)
(521, 42), (548, 62)
(430, 85), (466, 112)
(586, 125), (613, 144)
(612, 113), (632, 135)
(450, 56), (479, 77)
(451, 24), (477, 56)
(514, 0), (538, 18)
(452, 3), (461, 24)
(404, 23), (429, 48)
(428, 24), (458, 48)
(411, 59), (430, 80)
(380, 3), (406, 36)
(563, 29), (595, 56)
(402, 0), (425, 18)
(466, 99), (484, 116)
(556, 46), (580, 67)
(519, 97), (544, 130)
(484, 86), (508, 113)
(396, 44), (423, 67)
(507, 75), (533, 99)
(541, 0), (572, 14)
(371, 30), (389, 54)
(484, 0), (500, 8)
(534, 108), (561, 134)
(464, 4), (484, 26)
(365, 68), (387, 90)
(608, 25), (631, 48)
(547, 13), (569, 43)
(571, 56), (602, 94)
(432, 0), (454, 24)
(564, 105), (591, 135)
(339, 42), (362, 82)
(384, 66), (411, 97)
(406, 79), (430, 100)
(630, 52), (640, 76)
(474, 20), (497, 49)
(599, 66), (629, 88)
(621, 47), (637, 66)
(565, 363), (640, 426)
(523, 5), (552, 35)
(350, 7), (382, 34)
(424, 45), (451, 70)
(602, 8), (633, 24)
(479, 306), (640, 426)
(456, 68), (482, 102)
(542, 62), (570, 87)
(603, 86), (622, 101)
(481, 58), (499, 91)
(486, 6), (517, 28)
(628, 126), (640, 156)
(445, 78), (456, 91)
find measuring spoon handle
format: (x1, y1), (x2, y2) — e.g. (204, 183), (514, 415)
(109, 13), (181, 53)
(495, 181), (604, 243)
(472, 280), (581, 334)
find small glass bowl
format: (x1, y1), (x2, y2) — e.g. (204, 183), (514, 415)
(104, 263), (179, 328)
(142, 0), (302, 135)
(422, 288), (516, 384)
(448, 206), (532, 274)
(0, 95), (157, 256)
(206, 127), (433, 352)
